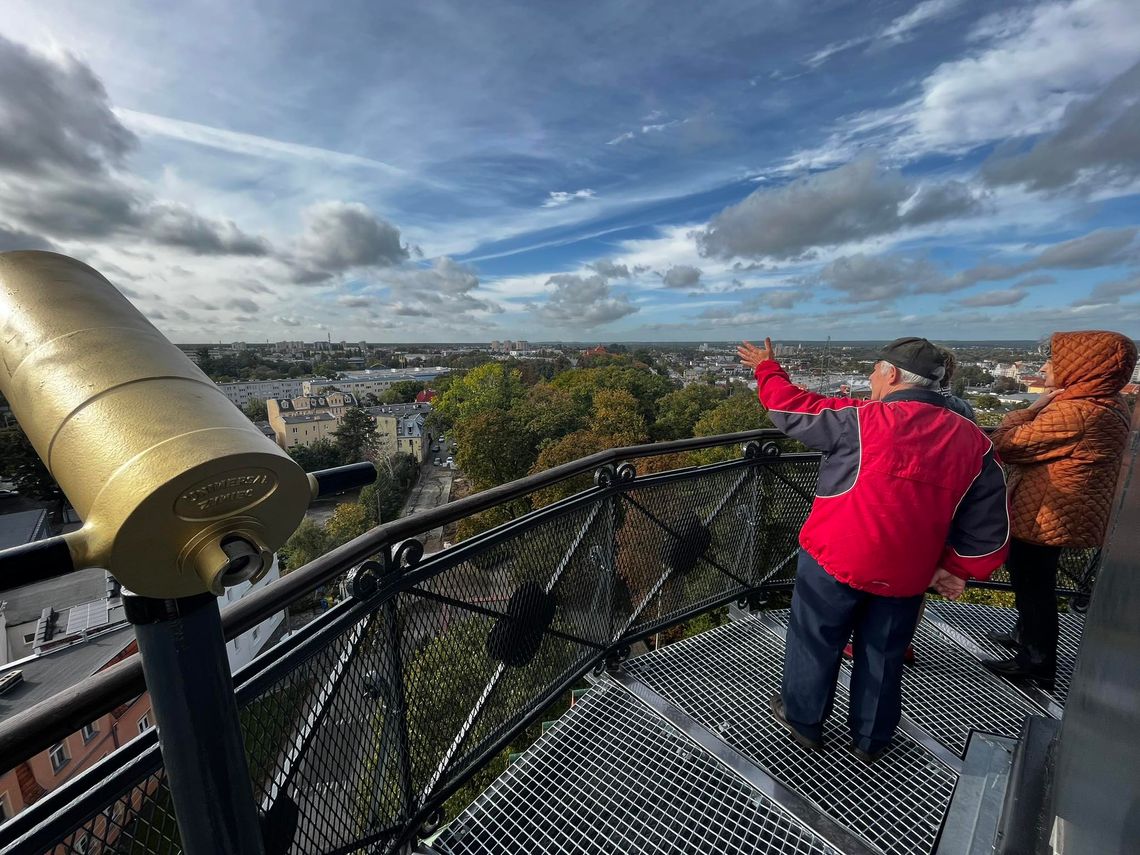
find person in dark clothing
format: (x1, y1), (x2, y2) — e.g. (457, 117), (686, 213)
(984, 330), (1136, 689)
(738, 336), (1010, 762)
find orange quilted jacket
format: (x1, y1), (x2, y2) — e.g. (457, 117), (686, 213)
(992, 331), (1137, 547)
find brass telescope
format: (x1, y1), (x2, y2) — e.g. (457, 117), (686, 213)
(0, 251), (337, 598)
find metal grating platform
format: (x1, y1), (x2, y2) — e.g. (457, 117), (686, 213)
(761, 610), (1042, 758)
(925, 601), (1084, 706)
(624, 617), (957, 855)
(431, 681), (841, 855)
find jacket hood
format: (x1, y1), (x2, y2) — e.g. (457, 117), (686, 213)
(1052, 330), (1138, 399)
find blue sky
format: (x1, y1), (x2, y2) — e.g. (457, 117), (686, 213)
(1, 0), (1138, 342)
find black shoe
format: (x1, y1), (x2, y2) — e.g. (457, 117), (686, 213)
(850, 743), (889, 765)
(982, 656), (1055, 692)
(985, 629), (1022, 649)
(769, 695), (824, 751)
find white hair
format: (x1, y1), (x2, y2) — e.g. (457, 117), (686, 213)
(880, 361), (939, 389)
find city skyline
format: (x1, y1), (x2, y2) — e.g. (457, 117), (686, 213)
(0, 0), (1138, 342)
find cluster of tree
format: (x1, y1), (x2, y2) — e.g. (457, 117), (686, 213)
(429, 357), (773, 538)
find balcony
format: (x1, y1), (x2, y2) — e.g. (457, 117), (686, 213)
(0, 429), (1124, 855)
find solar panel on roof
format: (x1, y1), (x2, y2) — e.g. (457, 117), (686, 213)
(65, 600), (110, 635)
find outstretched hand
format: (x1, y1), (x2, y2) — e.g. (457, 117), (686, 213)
(737, 338), (775, 371)
(930, 568), (966, 600)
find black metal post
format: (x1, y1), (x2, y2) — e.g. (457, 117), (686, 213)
(124, 591), (266, 855)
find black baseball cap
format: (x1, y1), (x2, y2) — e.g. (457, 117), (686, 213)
(877, 337), (946, 382)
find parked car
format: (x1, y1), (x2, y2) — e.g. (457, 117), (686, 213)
(431, 444), (440, 452)
(445, 456), (454, 467)
(433, 457), (441, 466)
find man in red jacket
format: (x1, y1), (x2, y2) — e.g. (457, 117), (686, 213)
(738, 336), (1010, 762)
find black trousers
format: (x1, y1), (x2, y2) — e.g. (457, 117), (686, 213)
(782, 551), (923, 753)
(1007, 538), (1062, 671)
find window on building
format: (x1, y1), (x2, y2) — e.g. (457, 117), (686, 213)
(0, 793), (11, 822)
(49, 741), (70, 772)
(251, 626), (260, 641)
(137, 712), (152, 734)
(73, 834), (90, 854)
(22, 632), (35, 645)
(81, 722), (98, 743)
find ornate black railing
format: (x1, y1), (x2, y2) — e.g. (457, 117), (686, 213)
(0, 430), (1098, 855)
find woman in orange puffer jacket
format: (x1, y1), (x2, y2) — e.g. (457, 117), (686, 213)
(983, 330), (1137, 689)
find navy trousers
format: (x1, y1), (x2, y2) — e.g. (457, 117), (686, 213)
(781, 550), (924, 753)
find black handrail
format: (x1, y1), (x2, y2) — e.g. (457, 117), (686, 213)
(0, 428), (784, 775)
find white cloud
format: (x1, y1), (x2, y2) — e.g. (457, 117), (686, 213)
(542, 189), (596, 207)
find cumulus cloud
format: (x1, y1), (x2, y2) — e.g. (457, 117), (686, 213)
(661, 265), (702, 289)
(288, 202), (409, 282)
(1071, 275), (1140, 306)
(756, 288), (807, 310)
(143, 203), (269, 256)
(982, 60), (1140, 191)
(957, 288), (1028, 307)
(529, 273), (638, 326)
(588, 259), (631, 279)
(371, 256), (502, 321)
(696, 158), (981, 260)
(542, 189), (595, 207)
(814, 253), (944, 302)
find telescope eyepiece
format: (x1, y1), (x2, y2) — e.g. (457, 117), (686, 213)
(219, 535), (261, 586)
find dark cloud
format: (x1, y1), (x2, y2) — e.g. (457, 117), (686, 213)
(957, 288), (1028, 307)
(289, 202), (408, 282)
(0, 36), (273, 258)
(337, 295), (373, 308)
(275, 315), (303, 327)
(392, 304), (433, 317)
(529, 273), (638, 326)
(902, 180), (984, 225)
(916, 227), (1138, 293)
(661, 264), (702, 289)
(588, 259), (631, 279)
(143, 203), (268, 256)
(1071, 275), (1140, 307)
(815, 253), (943, 302)
(1013, 274), (1056, 288)
(0, 223), (56, 252)
(983, 62), (1140, 192)
(696, 158), (980, 260)
(0, 36), (135, 175)
(226, 297), (261, 313)
(756, 288), (807, 310)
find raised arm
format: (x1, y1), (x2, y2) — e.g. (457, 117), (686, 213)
(753, 361), (864, 453)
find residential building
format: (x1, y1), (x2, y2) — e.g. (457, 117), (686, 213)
(267, 392), (359, 449)
(365, 402), (433, 462)
(216, 378), (306, 409)
(0, 511), (284, 826)
(303, 368), (448, 399)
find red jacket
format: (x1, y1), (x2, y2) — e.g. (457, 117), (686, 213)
(755, 361), (1010, 596)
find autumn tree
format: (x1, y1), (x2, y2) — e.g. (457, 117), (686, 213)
(653, 384), (727, 441)
(454, 410), (536, 491)
(433, 363), (526, 428)
(689, 391), (773, 464)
